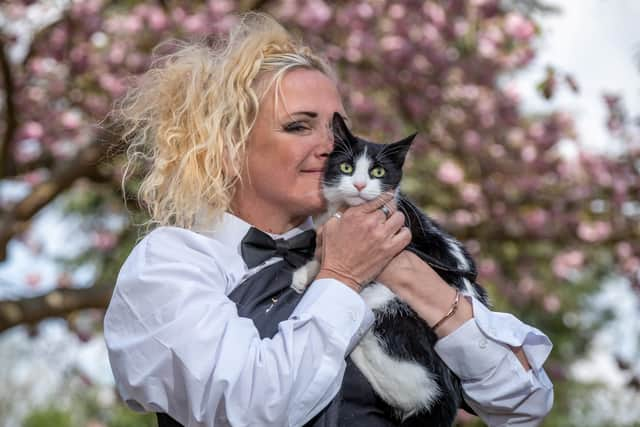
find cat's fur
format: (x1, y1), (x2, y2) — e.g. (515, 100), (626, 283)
(292, 113), (489, 426)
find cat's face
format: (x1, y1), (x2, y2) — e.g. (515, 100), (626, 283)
(323, 113), (415, 207)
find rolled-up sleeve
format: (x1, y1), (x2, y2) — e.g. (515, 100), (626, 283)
(434, 297), (553, 426)
(104, 227), (373, 427)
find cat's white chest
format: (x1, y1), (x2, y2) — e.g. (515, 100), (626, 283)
(350, 282), (442, 418)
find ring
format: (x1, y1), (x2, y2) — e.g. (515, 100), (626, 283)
(333, 212), (342, 220)
(379, 205), (391, 220)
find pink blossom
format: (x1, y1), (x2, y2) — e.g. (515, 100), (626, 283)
(93, 231), (117, 251)
(543, 295), (561, 313)
(27, 87), (45, 103)
(57, 272), (73, 288)
(577, 221), (612, 242)
(504, 13), (535, 41)
(478, 258), (497, 277)
(125, 52), (146, 71)
(15, 138), (42, 163)
(25, 272), (41, 288)
(29, 58), (55, 76)
(523, 208), (548, 229)
(521, 145), (537, 162)
(437, 160), (464, 185)
(453, 209), (474, 226)
(616, 242), (633, 259)
(471, 0), (497, 6)
(99, 74), (126, 96)
(507, 128), (525, 145)
(623, 257), (640, 274)
(463, 130), (481, 150)
(461, 183), (482, 204)
(422, 25), (441, 44)
(50, 27), (68, 51)
(356, 3), (374, 19)
(488, 144), (505, 158)
(411, 55), (430, 72)
(109, 43), (127, 65)
(171, 7), (187, 22)
(22, 121), (44, 139)
(454, 19), (469, 37)
(183, 14), (208, 34)
(61, 110), (83, 130)
(345, 47), (362, 63)
(380, 35), (407, 52)
(389, 4), (406, 19)
(22, 170), (48, 185)
(507, 128), (525, 147)
(350, 91), (375, 114)
(423, 3), (446, 28)
(122, 15), (142, 33)
(208, 0), (234, 15)
(298, 0), (332, 30)
(477, 36), (497, 58)
(483, 24), (504, 44)
(518, 277), (538, 296)
(528, 122), (545, 140)
(147, 8), (168, 31)
(504, 82), (521, 104)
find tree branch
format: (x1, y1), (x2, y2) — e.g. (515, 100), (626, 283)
(0, 127), (121, 261)
(0, 36), (18, 179)
(0, 285), (113, 333)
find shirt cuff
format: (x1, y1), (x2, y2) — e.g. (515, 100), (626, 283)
(291, 278), (374, 354)
(434, 297), (553, 380)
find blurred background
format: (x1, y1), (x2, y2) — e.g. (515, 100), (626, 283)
(0, 0), (639, 426)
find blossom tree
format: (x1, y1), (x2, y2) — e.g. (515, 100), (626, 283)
(0, 0), (638, 425)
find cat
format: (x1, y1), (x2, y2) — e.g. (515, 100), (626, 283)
(291, 113), (489, 426)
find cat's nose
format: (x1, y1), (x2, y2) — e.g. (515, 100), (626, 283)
(353, 183), (365, 192)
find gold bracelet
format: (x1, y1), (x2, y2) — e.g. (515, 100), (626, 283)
(431, 290), (460, 331)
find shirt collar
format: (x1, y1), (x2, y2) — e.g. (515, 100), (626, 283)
(193, 210), (315, 261)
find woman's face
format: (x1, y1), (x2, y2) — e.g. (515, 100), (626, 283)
(234, 68), (345, 230)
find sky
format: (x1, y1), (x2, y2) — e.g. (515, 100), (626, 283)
(514, 0), (640, 154)
(1, 0), (640, 424)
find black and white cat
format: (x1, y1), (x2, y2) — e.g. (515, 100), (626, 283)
(292, 113), (489, 426)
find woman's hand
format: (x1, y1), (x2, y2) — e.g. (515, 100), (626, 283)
(379, 251), (532, 369)
(316, 193), (411, 292)
(377, 250), (474, 338)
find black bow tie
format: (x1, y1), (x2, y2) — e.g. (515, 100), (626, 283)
(240, 227), (316, 269)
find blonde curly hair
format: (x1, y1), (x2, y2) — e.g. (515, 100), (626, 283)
(115, 12), (334, 230)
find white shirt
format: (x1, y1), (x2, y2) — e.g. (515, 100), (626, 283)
(104, 212), (553, 427)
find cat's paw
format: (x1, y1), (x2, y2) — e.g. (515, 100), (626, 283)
(290, 259), (320, 293)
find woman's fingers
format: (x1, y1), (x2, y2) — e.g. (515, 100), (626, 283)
(390, 226), (412, 250)
(356, 192), (395, 214)
(382, 210), (406, 237)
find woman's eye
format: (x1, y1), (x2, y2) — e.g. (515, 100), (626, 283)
(339, 163), (354, 174)
(371, 167), (385, 178)
(283, 122), (310, 133)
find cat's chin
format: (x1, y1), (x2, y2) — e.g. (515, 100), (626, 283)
(345, 196), (369, 206)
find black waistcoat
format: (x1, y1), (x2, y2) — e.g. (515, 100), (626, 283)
(156, 260), (399, 427)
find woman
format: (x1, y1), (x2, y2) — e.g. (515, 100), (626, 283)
(104, 12), (553, 427)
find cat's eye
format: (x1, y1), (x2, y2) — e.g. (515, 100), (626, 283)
(339, 163), (354, 174)
(371, 166), (386, 178)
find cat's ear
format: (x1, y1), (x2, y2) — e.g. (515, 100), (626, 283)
(332, 112), (355, 145)
(385, 132), (416, 167)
